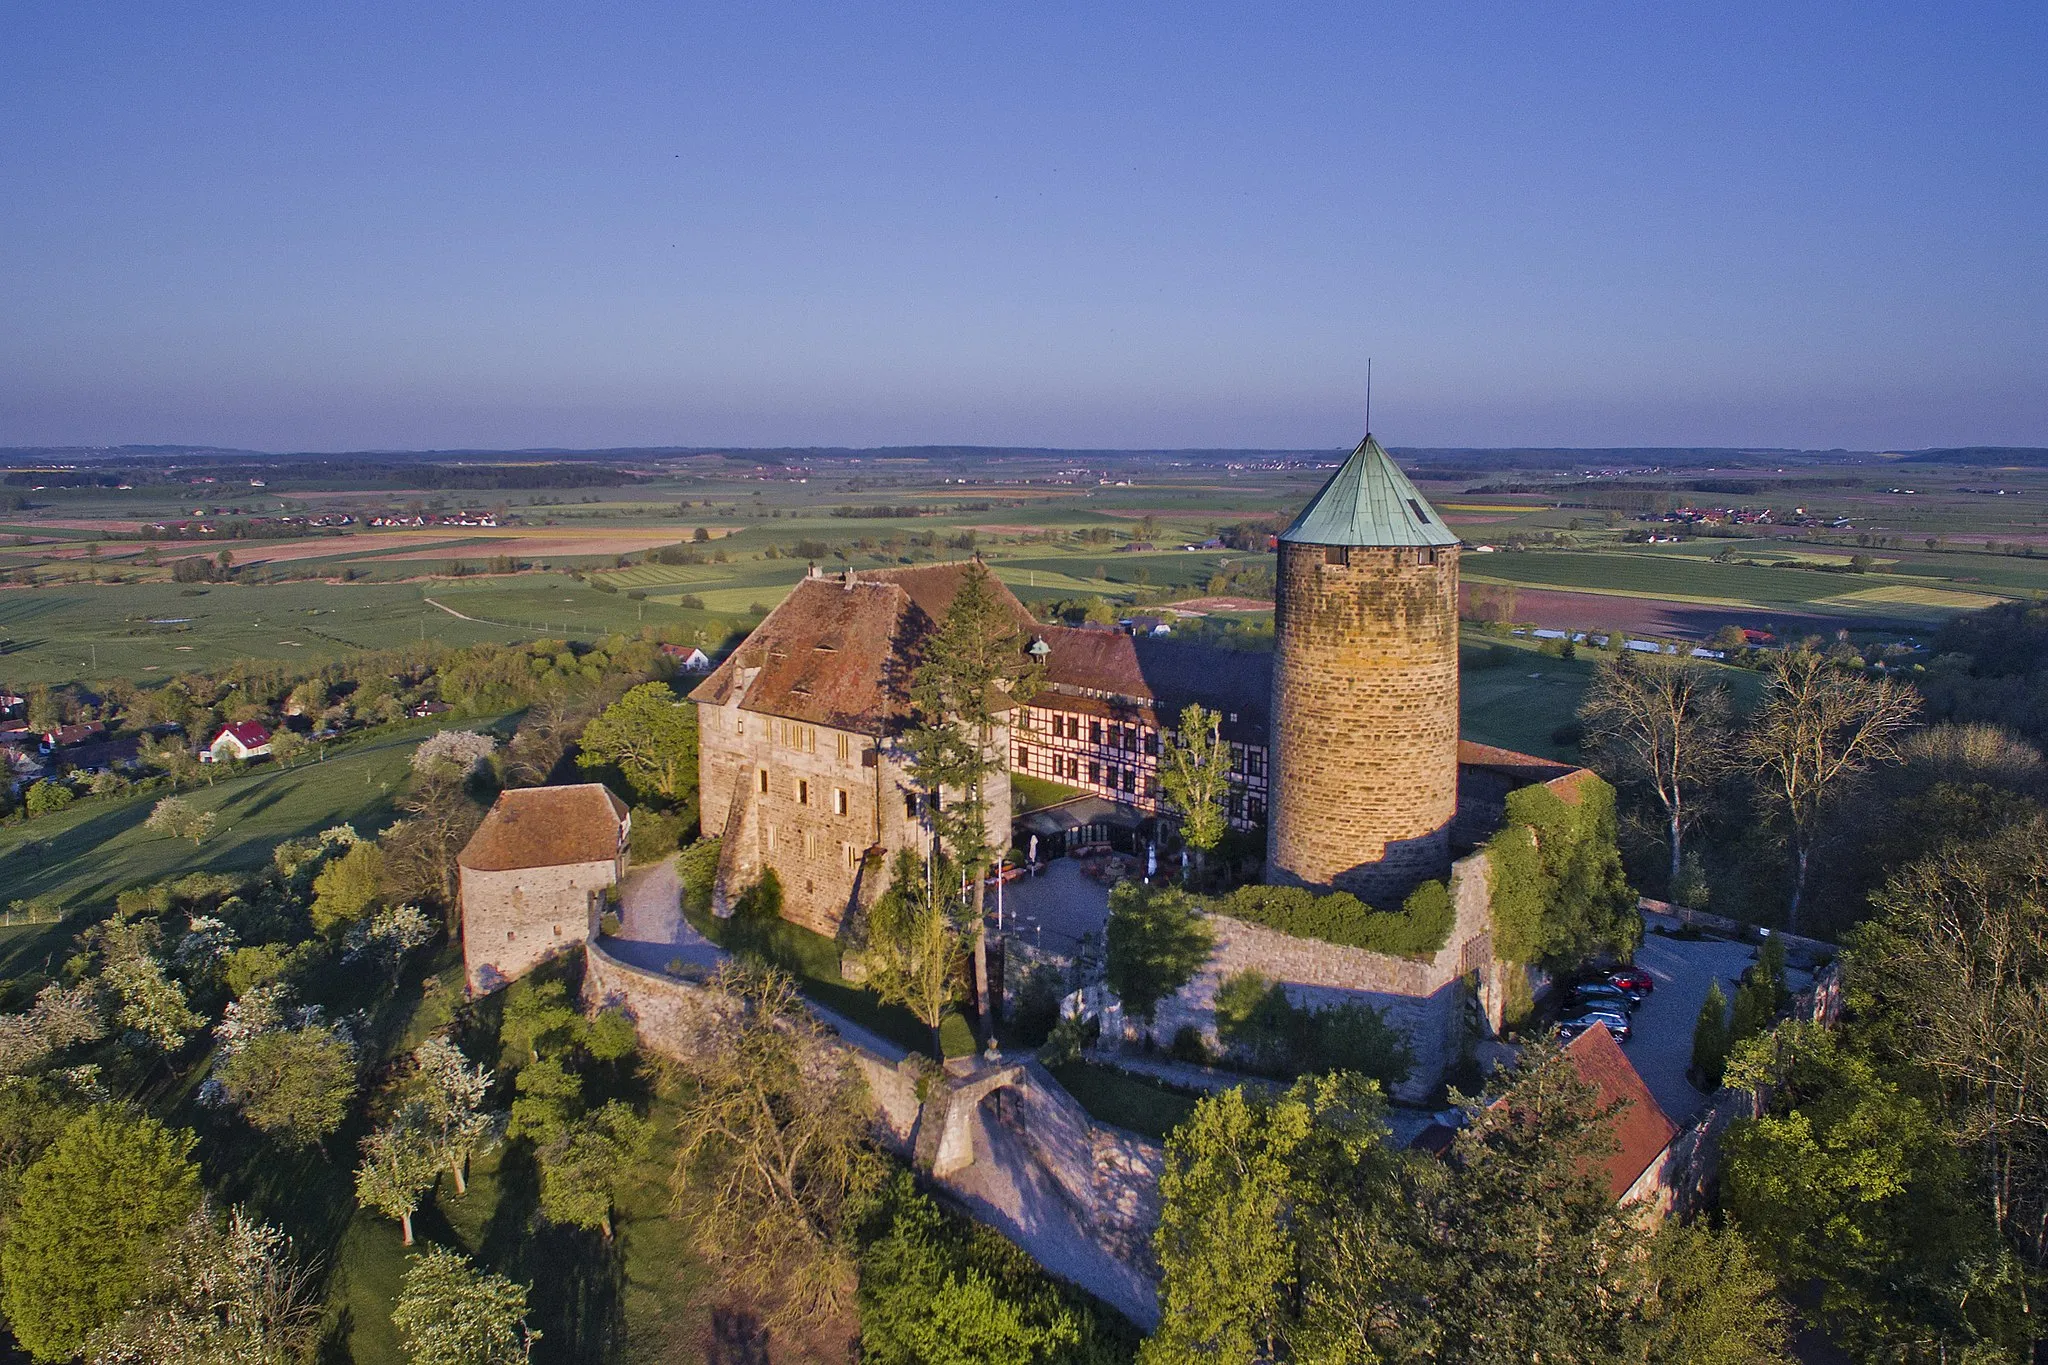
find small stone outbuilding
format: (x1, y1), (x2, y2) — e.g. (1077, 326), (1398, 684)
(459, 782), (630, 994)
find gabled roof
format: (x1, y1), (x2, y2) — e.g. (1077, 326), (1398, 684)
(687, 562), (1039, 733)
(1410, 1027), (1677, 1205)
(458, 782), (630, 872)
(1563, 1024), (1679, 1201)
(1038, 627), (1271, 744)
(215, 721), (271, 747)
(1279, 434), (1460, 548)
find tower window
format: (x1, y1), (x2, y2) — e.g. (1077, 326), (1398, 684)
(758, 769), (769, 795)
(797, 779), (810, 805)
(834, 788), (849, 816)
(1325, 546), (1347, 566)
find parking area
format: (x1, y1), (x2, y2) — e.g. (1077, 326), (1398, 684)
(1611, 927), (1773, 1126)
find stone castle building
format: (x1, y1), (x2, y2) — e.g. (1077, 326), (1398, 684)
(1267, 433), (1462, 902)
(459, 782), (631, 993)
(687, 436), (1507, 930)
(686, 563), (1022, 937)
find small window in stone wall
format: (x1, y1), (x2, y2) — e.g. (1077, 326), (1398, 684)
(834, 788), (848, 816)
(798, 779), (810, 805)
(1325, 545), (1347, 566)
(904, 792), (919, 820)
(758, 769), (769, 795)
(837, 732), (851, 762)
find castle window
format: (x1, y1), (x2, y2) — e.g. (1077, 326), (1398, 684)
(1121, 768), (1135, 792)
(837, 732), (851, 762)
(767, 824), (776, 851)
(1325, 546), (1347, 566)
(834, 788), (848, 816)
(758, 769), (769, 795)
(904, 792), (919, 820)
(797, 779), (810, 805)
(801, 830), (812, 854)
(1090, 721), (1102, 745)
(1089, 761), (1102, 785)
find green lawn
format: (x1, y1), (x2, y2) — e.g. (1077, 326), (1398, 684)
(1457, 642), (1595, 759)
(1048, 1060), (1201, 1140)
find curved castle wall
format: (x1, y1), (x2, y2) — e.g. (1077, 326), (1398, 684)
(1267, 540), (1460, 903)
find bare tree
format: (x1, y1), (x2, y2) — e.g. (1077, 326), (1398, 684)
(1855, 821), (2048, 1274)
(671, 962), (881, 1329)
(1578, 653), (1732, 892)
(1743, 652), (1919, 930)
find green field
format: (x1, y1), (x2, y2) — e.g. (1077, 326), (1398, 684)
(0, 580), (535, 684)
(0, 721), (470, 928)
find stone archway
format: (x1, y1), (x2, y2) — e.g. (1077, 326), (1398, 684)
(928, 1062), (1027, 1178)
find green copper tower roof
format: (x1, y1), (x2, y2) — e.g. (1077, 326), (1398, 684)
(1279, 434), (1460, 548)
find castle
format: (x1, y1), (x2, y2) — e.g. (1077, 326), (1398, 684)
(690, 433), (1522, 933)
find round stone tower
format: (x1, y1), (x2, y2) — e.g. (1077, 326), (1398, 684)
(1267, 433), (1461, 904)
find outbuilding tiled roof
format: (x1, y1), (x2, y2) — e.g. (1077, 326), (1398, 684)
(1279, 434), (1460, 548)
(458, 783), (630, 872)
(687, 562), (1039, 733)
(1562, 1024), (1679, 1201)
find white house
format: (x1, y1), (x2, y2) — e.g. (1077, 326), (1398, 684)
(204, 721), (273, 762)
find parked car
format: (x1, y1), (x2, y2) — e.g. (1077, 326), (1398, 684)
(1607, 968), (1654, 995)
(1571, 982), (1639, 1011)
(1558, 1011), (1631, 1043)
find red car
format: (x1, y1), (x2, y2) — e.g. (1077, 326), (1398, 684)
(1607, 968), (1653, 995)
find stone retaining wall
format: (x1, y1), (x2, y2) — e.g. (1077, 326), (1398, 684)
(1148, 844), (1510, 1102)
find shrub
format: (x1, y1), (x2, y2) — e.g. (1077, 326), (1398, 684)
(627, 806), (687, 863)
(1211, 879), (1454, 958)
(1168, 1025), (1213, 1066)
(23, 781), (74, 817)
(938, 1011), (977, 1058)
(1212, 968), (1412, 1087)
(678, 837), (722, 914)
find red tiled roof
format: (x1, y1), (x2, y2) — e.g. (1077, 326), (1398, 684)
(1454, 739), (1577, 785)
(216, 721), (271, 747)
(1562, 1025), (1678, 1201)
(687, 562), (1039, 733)
(1039, 626), (1271, 743)
(458, 783), (630, 872)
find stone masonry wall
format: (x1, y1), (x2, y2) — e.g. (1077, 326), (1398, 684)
(1151, 844), (1502, 1102)
(462, 859), (617, 994)
(1268, 541), (1460, 905)
(582, 938), (927, 1150)
(697, 692), (1011, 938)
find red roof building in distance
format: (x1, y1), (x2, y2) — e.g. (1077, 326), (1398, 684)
(205, 721), (274, 762)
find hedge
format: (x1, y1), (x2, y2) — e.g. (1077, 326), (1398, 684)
(1210, 878), (1454, 959)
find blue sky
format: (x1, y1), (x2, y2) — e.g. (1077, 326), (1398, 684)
(2, 3), (2043, 451)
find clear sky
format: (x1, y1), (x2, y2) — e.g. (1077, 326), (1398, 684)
(2, 3), (2043, 452)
